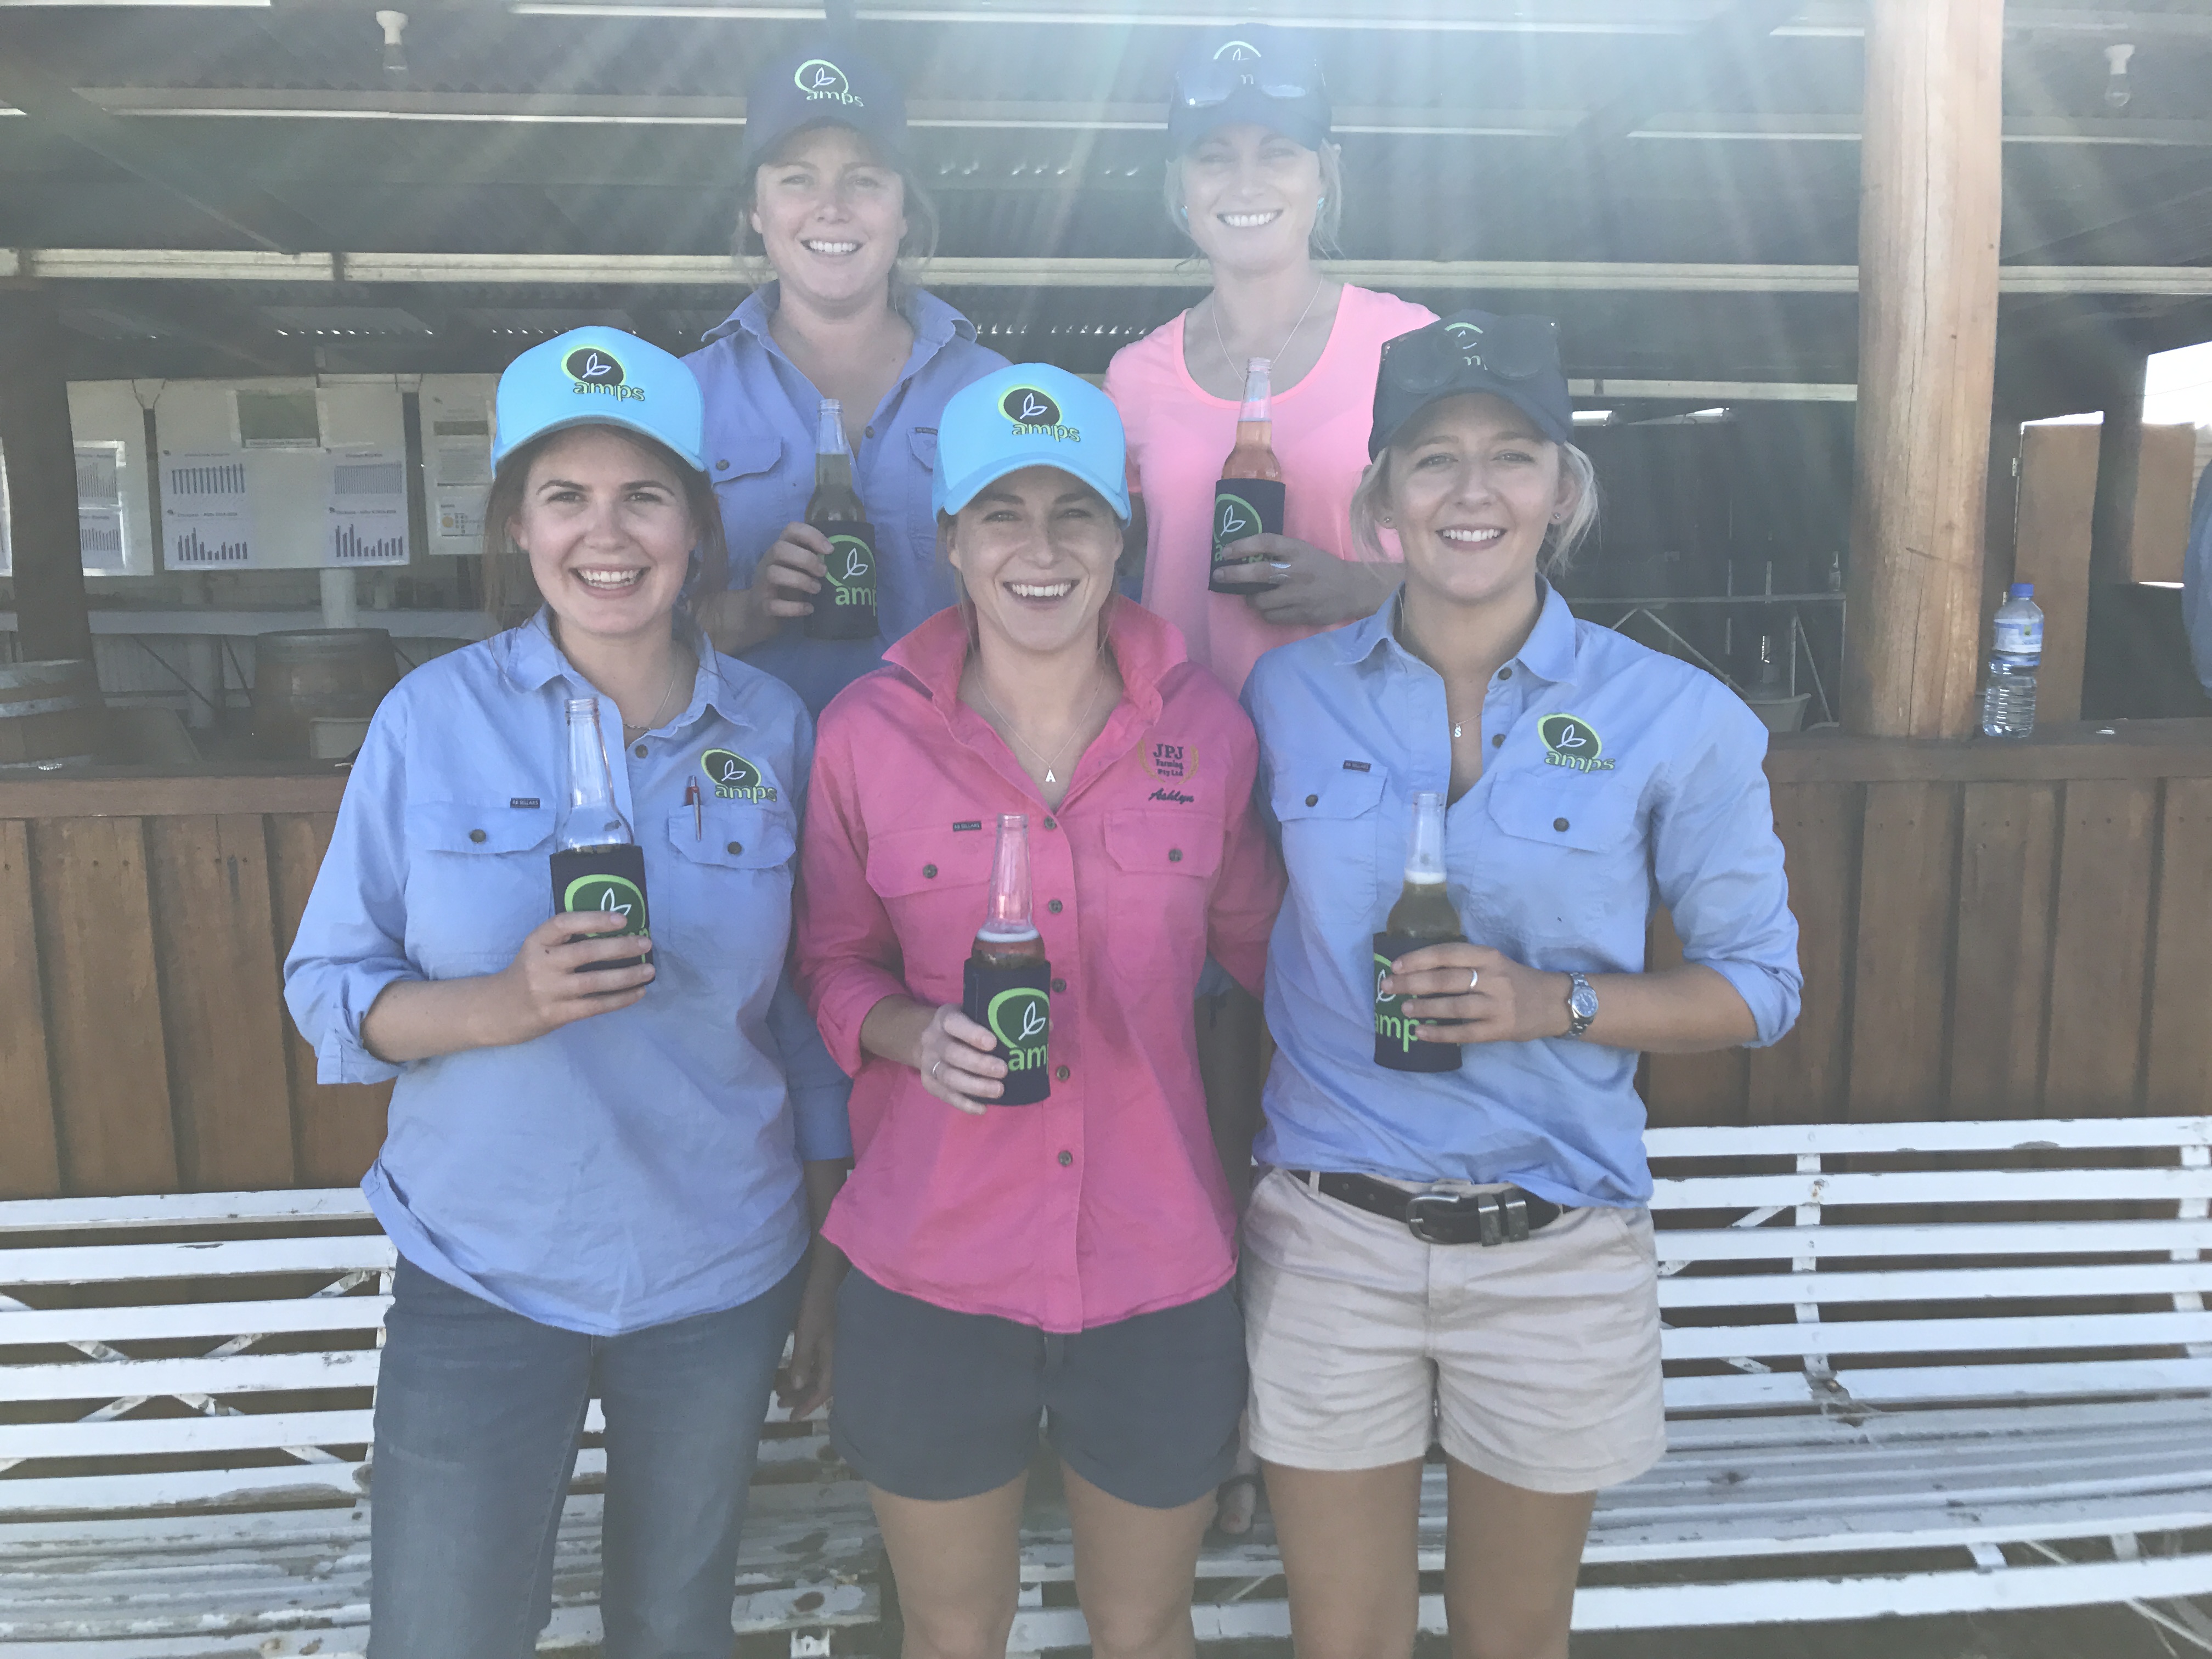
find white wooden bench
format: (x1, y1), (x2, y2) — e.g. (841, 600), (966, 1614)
(1007, 1115), (2212, 1650)
(0, 1191), (881, 1658)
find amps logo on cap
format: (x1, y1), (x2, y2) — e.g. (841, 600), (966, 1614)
(1443, 320), (1486, 367)
(796, 59), (863, 105)
(1214, 38), (1262, 59)
(986, 986), (1051, 1073)
(562, 872), (648, 936)
(563, 345), (645, 405)
(702, 748), (779, 801)
(1000, 385), (1081, 443)
(1538, 713), (1615, 773)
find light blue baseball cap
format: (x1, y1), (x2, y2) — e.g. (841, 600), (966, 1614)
(492, 326), (706, 475)
(933, 363), (1130, 523)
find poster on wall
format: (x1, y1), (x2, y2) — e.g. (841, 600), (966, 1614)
(324, 446), (410, 566)
(421, 375), (496, 549)
(76, 442), (128, 572)
(161, 449), (256, 568)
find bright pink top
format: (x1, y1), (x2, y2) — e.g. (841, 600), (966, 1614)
(1105, 284), (1438, 696)
(796, 601), (1285, 1333)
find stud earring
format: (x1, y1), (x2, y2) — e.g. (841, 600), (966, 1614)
(1317, 195), (1327, 210)
(1379, 513), (1393, 527)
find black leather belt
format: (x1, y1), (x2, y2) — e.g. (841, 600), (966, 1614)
(1287, 1170), (1570, 1245)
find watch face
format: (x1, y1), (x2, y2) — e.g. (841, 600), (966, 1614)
(1570, 979), (1599, 1019)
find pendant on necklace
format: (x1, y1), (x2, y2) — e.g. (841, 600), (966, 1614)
(1045, 769), (1057, 785)
(1452, 724), (1463, 739)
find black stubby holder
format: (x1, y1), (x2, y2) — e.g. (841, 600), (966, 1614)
(1209, 478), (1285, 594)
(962, 957), (1053, 1105)
(550, 844), (651, 974)
(806, 520), (879, 640)
(1373, 930), (1463, 1073)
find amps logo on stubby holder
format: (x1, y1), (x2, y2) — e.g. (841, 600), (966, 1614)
(562, 872), (648, 937)
(823, 535), (874, 607)
(795, 59), (862, 105)
(564, 346), (645, 404)
(1001, 385), (1081, 443)
(1214, 491), (1262, 548)
(986, 985), (1052, 1075)
(1538, 713), (1615, 773)
(701, 748), (779, 801)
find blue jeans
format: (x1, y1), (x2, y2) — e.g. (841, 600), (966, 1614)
(368, 1254), (806, 1659)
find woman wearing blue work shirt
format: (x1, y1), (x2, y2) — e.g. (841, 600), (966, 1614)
(284, 327), (851, 1659)
(687, 36), (1007, 715)
(1238, 311), (1800, 1659)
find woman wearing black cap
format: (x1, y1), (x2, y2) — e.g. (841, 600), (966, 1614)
(687, 36), (1007, 718)
(1238, 311), (1801, 1658)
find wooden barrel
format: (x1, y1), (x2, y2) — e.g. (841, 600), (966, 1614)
(0, 659), (111, 771)
(251, 630), (398, 760)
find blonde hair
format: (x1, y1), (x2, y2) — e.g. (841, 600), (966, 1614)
(1350, 437), (1599, 578)
(1164, 139), (1344, 258)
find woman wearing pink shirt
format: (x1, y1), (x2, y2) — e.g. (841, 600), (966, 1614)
(795, 363), (1283, 1659)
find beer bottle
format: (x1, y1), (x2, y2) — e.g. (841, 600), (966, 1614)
(549, 696), (650, 977)
(1209, 357), (1288, 594)
(963, 813), (1052, 1104)
(804, 398), (879, 641)
(1374, 790), (1463, 1072)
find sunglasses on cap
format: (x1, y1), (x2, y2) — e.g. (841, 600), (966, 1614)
(1380, 314), (1562, 397)
(1173, 55), (1322, 112)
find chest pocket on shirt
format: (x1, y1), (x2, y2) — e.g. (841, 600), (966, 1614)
(659, 802), (797, 966)
(709, 434), (791, 583)
(865, 824), (994, 1003)
(1479, 771), (1645, 941)
(1104, 809), (1223, 989)
(1270, 765), (1385, 923)
(405, 800), (555, 973)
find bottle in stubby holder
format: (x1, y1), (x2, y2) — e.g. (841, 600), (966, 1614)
(549, 696), (650, 977)
(1374, 791), (1464, 1073)
(1209, 357), (1286, 594)
(962, 814), (1052, 1105)
(804, 398), (879, 641)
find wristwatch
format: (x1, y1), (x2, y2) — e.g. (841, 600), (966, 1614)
(1564, 972), (1599, 1039)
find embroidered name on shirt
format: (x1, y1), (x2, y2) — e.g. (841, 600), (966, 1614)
(1538, 714), (1616, 774)
(1143, 741), (1199, 782)
(510, 797), (540, 808)
(953, 820), (983, 832)
(701, 748), (779, 801)
(1148, 787), (1196, 805)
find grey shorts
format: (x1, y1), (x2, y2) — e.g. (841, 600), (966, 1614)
(830, 1269), (1246, 1509)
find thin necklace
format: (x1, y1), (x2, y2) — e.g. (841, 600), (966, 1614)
(972, 653), (1111, 787)
(622, 651), (689, 740)
(1212, 276), (1325, 378)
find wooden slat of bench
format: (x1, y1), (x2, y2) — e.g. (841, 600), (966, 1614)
(1662, 1307), (2212, 1361)
(1645, 1115), (2212, 1158)
(1655, 1217), (2212, 1261)
(0, 1297), (392, 1347)
(1661, 1355), (2212, 1409)
(1658, 1259), (2212, 1307)
(1654, 1166), (2212, 1209)
(0, 1192), (374, 1235)
(0, 1409), (373, 1461)
(1, 1238), (396, 1287)
(1660, 1393), (2212, 1451)
(0, 1465), (368, 1518)
(0, 1350), (381, 1404)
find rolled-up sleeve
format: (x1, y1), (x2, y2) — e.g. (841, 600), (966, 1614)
(1650, 693), (1802, 1048)
(794, 709), (909, 1075)
(1206, 715), (1284, 999)
(281, 701), (422, 1085)
(771, 973), (854, 1159)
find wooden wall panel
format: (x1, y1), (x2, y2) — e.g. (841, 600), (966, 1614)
(1847, 781), (1960, 1120)
(1642, 906), (1748, 1128)
(2044, 780), (2158, 1116)
(2145, 778), (2212, 1115)
(1747, 782), (1859, 1125)
(30, 817), (178, 1194)
(1946, 783), (2059, 1118)
(2014, 423), (2101, 725)
(0, 820), (61, 1198)
(267, 812), (390, 1188)
(146, 815), (298, 1190)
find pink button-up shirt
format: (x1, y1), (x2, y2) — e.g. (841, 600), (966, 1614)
(796, 601), (1284, 1333)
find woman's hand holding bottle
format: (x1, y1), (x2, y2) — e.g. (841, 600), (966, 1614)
(698, 523), (832, 653)
(1215, 533), (1395, 625)
(484, 911), (658, 1042)
(859, 996), (1007, 1116)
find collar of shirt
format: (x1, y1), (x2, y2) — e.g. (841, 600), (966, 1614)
(1335, 578), (1582, 690)
(701, 283), (977, 371)
(499, 609), (759, 737)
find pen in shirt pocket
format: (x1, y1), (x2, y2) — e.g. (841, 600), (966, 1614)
(684, 777), (701, 839)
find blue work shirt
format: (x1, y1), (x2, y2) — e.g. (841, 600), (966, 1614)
(685, 285), (1008, 716)
(283, 616), (853, 1336)
(2185, 458), (2212, 696)
(1242, 584), (1801, 1210)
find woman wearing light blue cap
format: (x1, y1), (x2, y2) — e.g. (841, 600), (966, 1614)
(793, 363), (1283, 1659)
(285, 326), (854, 1659)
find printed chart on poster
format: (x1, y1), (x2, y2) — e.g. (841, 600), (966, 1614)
(421, 376), (496, 546)
(324, 447), (410, 566)
(161, 449), (255, 568)
(76, 442), (128, 572)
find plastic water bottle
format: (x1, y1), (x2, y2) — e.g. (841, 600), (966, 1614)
(1979, 583), (2044, 738)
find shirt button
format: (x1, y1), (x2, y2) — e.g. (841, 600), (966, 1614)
(1051, 977), (1066, 992)
(715, 459), (729, 471)
(726, 840), (743, 855)
(923, 863), (938, 879)
(865, 425), (875, 438)
(1047, 899), (1063, 914)
(1042, 816), (1057, 830)
(1054, 1065), (1070, 1081)
(1057, 1150), (1073, 1167)
(1554, 817), (1570, 832)
(1305, 793), (1319, 807)
(468, 828), (486, 844)
(633, 743), (648, 758)
(1168, 848), (1183, 862)
(1498, 667), (1513, 680)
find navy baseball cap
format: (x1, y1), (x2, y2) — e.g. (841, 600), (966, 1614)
(1167, 26), (1330, 154)
(1369, 310), (1575, 457)
(741, 37), (908, 172)
(492, 327), (706, 475)
(934, 364), (1130, 524)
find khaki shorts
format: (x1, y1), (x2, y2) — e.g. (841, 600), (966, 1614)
(1242, 1166), (1666, 1493)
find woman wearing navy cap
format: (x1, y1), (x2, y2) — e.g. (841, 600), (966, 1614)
(689, 36), (1007, 717)
(285, 328), (853, 1659)
(1238, 312), (1801, 1658)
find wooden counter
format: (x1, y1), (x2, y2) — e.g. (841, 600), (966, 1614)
(5, 724), (2210, 1200)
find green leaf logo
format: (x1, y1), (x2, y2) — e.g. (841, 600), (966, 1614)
(1213, 491), (1259, 551)
(795, 59), (855, 101)
(986, 986), (1051, 1071)
(562, 872), (648, 936)
(1538, 713), (1601, 760)
(826, 534), (874, 591)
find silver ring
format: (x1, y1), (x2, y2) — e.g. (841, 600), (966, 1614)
(1468, 968), (1481, 991)
(930, 1059), (942, 1081)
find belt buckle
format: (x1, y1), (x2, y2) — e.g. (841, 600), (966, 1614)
(1407, 1190), (1532, 1246)
(1405, 1191), (1462, 1244)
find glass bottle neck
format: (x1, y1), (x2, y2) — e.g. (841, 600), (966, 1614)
(558, 698), (635, 850)
(816, 399), (849, 458)
(981, 814), (1035, 936)
(1404, 792), (1446, 883)
(1238, 358), (1272, 425)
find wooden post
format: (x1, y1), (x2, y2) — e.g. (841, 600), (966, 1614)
(1842, 0), (2006, 738)
(2089, 347), (2148, 585)
(0, 291), (92, 663)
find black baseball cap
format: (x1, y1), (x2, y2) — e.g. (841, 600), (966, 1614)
(1167, 26), (1331, 155)
(741, 37), (909, 173)
(1369, 310), (1575, 457)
